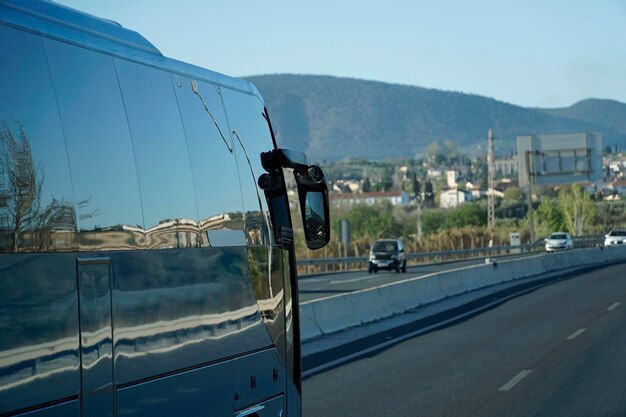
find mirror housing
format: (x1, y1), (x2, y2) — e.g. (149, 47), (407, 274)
(259, 149), (330, 250)
(295, 167), (330, 249)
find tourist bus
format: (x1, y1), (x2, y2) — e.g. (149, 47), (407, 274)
(0, 1), (330, 416)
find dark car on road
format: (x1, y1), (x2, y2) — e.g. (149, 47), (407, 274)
(368, 239), (407, 273)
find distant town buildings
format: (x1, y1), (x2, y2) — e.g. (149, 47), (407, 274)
(332, 180), (361, 193)
(446, 170), (460, 188)
(319, 132), (626, 211)
(494, 158), (518, 177)
(427, 169), (444, 179)
(608, 159), (626, 177)
(466, 181), (482, 199)
(440, 189), (472, 208)
(331, 191), (410, 208)
(605, 180), (626, 196)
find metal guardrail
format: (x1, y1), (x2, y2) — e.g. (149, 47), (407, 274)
(296, 235), (604, 274)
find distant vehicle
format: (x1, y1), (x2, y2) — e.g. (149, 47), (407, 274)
(368, 239), (407, 273)
(604, 229), (626, 247)
(545, 232), (574, 252)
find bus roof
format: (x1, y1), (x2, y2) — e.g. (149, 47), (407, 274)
(0, 0), (261, 98)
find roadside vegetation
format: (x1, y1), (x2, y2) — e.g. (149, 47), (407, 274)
(290, 144), (626, 262)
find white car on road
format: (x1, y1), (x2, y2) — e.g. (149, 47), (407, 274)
(545, 232), (573, 252)
(604, 229), (626, 247)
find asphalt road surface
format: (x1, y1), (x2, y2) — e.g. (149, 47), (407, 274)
(303, 263), (626, 417)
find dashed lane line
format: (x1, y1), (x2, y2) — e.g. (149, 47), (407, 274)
(566, 328), (587, 341)
(607, 302), (621, 311)
(330, 273), (397, 284)
(498, 370), (533, 392)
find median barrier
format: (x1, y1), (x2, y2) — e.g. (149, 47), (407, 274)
(502, 255), (545, 282)
(299, 302), (322, 340)
(350, 288), (395, 324)
(300, 247), (626, 342)
(601, 244), (626, 264)
(542, 251), (567, 271)
(458, 264), (493, 292)
(438, 269), (465, 297)
(380, 274), (444, 315)
(310, 293), (362, 335)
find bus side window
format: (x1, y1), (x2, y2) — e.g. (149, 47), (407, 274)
(221, 89), (275, 247)
(45, 39), (144, 251)
(173, 77), (246, 247)
(0, 25), (77, 253)
(0, 25), (80, 416)
(114, 58), (199, 249)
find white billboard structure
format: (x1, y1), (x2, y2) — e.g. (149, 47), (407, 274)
(517, 132), (603, 242)
(517, 132), (603, 188)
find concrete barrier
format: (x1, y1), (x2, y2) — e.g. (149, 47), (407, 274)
(383, 274), (444, 314)
(438, 269), (465, 297)
(300, 247), (626, 342)
(310, 294), (361, 335)
(299, 302), (322, 340)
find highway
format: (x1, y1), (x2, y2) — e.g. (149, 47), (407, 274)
(298, 253), (534, 302)
(302, 263), (626, 417)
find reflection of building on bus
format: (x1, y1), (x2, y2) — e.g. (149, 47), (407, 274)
(0, 210), (266, 252)
(0, 2), (329, 416)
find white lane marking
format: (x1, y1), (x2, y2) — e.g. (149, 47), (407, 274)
(607, 302), (621, 311)
(330, 273), (393, 284)
(498, 370), (532, 392)
(301, 274), (375, 285)
(566, 328), (587, 340)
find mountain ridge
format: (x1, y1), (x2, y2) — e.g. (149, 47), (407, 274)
(246, 74), (626, 161)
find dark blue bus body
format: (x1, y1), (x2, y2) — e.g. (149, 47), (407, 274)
(0, 1), (307, 416)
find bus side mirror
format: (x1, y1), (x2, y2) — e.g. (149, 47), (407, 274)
(259, 149), (330, 250)
(295, 166), (330, 250)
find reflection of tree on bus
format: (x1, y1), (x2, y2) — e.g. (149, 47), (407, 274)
(0, 123), (77, 252)
(0, 122), (42, 252)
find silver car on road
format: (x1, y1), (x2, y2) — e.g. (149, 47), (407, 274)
(545, 232), (573, 252)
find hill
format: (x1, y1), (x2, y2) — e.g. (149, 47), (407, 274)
(538, 98), (626, 138)
(246, 74), (626, 161)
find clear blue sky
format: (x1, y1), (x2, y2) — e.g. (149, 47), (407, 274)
(56, 0), (626, 108)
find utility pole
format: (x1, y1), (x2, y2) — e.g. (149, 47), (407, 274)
(416, 193), (423, 243)
(525, 151), (536, 243)
(413, 175), (423, 246)
(487, 128), (496, 236)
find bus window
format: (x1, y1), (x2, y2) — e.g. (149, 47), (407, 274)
(221, 89), (275, 247)
(114, 58), (199, 249)
(172, 76), (245, 246)
(0, 25), (77, 253)
(44, 38), (144, 251)
(0, 24), (80, 416)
